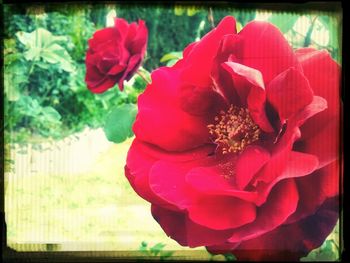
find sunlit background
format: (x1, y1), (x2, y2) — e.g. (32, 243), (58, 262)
(4, 3), (341, 261)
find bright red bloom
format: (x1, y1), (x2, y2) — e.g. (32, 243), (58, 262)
(125, 16), (341, 261)
(85, 18), (147, 93)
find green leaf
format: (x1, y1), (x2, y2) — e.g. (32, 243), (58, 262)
(17, 28), (67, 48)
(17, 96), (42, 116)
(42, 106), (62, 123)
(16, 31), (35, 48)
(301, 233), (340, 261)
(16, 28), (75, 72)
(35, 61), (51, 69)
(236, 22), (243, 33)
(150, 242), (166, 256)
(103, 104), (137, 143)
(160, 51), (183, 63)
(224, 253), (237, 261)
(24, 47), (41, 61)
(41, 44), (75, 72)
(268, 13), (299, 33)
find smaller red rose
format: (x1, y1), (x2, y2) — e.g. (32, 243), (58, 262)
(85, 18), (148, 93)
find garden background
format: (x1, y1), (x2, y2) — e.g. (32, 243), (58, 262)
(3, 3), (341, 261)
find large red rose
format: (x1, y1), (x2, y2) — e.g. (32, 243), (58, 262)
(85, 18), (147, 93)
(125, 16), (341, 261)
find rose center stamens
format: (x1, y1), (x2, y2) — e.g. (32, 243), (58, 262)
(208, 105), (261, 154)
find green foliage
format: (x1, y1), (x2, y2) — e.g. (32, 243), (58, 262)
(4, 5), (136, 143)
(174, 5), (201, 16)
(301, 240), (339, 261)
(4, 59), (27, 102)
(16, 28), (75, 72)
(318, 15), (341, 63)
(301, 221), (340, 261)
(139, 241), (174, 260)
(160, 51), (183, 66)
(4, 4), (340, 146)
(268, 13), (299, 33)
(223, 253), (237, 261)
(103, 104), (137, 143)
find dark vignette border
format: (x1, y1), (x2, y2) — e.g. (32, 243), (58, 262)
(1, 1), (346, 262)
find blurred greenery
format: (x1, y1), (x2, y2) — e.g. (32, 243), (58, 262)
(139, 241), (174, 260)
(3, 4), (341, 144)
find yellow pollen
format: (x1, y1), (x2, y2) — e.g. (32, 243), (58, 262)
(207, 105), (261, 154)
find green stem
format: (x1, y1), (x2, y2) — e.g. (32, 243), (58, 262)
(28, 62), (35, 76)
(304, 16), (318, 47)
(136, 70), (150, 85)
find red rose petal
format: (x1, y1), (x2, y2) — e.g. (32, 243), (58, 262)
(108, 64), (125, 75)
(118, 53), (141, 90)
(255, 96), (327, 185)
(253, 128), (300, 185)
(292, 95), (328, 127)
(128, 20), (148, 55)
(228, 179), (298, 243)
(267, 67), (314, 122)
(85, 65), (117, 93)
(235, 146), (270, 190)
(231, 197), (339, 261)
(133, 67), (213, 151)
(151, 205), (188, 246)
(255, 151), (319, 206)
(114, 18), (130, 38)
(221, 62), (274, 132)
(149, 160), (199, 210)
(127, 139), (214, 211)
(186, 166), (259, 203)
(183, 41), (198, 58)
(178, 84), (225, 116)
(296, 48), (340, 115)
(151, 205), (234, 247)
(125, 140), (176, 210)
(285, 160), (339, 224)
(181, 16), (237, 87)
(129, 139), (214, 163)
(185, 216), (234, 247)
(236, 20), (301, 84)
(295, 48), (341, 168)
(188, 195), (256, 230)
(88, 28), (120, 52)
(296, 116), (340, 168)
(206, 242), (239, 255)
(211, 34), (243, 103)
